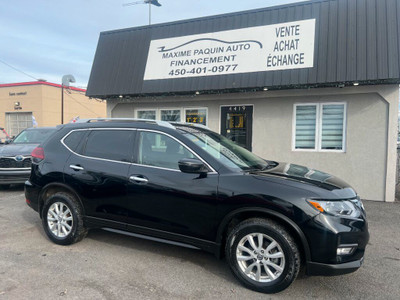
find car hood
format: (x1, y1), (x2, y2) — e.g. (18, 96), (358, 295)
(251, 162), (353, 193)
(0, 143), (38, 157)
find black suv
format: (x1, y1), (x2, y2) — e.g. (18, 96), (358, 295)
(25, 119), (369, 293)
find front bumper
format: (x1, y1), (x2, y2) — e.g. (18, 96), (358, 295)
(306, 257), (364, 276)
(302, 201), (369, 276)
(0, 169), (31, 184)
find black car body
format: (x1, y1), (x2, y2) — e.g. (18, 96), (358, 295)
(0, 127), (56, 187)
(25, 119), (369, 293)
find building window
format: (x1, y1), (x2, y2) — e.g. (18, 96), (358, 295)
(184, 108), (207, 126)
(137, 110), (156, 120)
(5, 112), (33, 137)
(294, 105), (317, 150)
(293, 103), (346, 152)
(135, 108), (208, 125)
(160, 109), (181, 122)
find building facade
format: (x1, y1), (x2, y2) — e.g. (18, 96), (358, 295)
(0, 81), (106, 136)
(86, 0), (400, 202)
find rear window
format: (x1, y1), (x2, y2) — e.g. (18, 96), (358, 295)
(83, 130), (134, 162)
(63, 131), (87, 152)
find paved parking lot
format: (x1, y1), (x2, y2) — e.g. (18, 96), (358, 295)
(0, 186), (399, 300)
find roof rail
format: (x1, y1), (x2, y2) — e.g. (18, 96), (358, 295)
(75, 118), (176, 129)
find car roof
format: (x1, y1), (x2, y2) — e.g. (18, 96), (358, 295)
(24, 127), (57, 131)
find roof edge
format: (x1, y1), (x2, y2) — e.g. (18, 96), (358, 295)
(87, 79), (400, 99)
(0, 81), (86, 92)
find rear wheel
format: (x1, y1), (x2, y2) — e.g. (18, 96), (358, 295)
(42, 193), (87, 245)
(225, 218), (300, 293)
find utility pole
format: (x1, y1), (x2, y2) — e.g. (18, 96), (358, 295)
(61, 75), (76, 124)
(61, 84), (64, 124)
(148, 0), (151, 25)
(123, 0), (162, 25)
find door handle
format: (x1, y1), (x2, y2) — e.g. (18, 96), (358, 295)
(129, 175), (148, 184)
(70, 164), (84, 171)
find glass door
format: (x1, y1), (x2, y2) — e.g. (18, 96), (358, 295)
(220, 105), (253, 151)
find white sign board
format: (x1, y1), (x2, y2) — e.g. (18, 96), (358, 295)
(144, 19), (316, 80)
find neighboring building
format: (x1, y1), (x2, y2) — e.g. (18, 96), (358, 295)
(86, 0), (400, 202)
(0, 81), (106, 136)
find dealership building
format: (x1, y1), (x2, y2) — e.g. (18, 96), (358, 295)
(86, 0), (400, 202)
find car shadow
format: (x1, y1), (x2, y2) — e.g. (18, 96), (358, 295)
(1, 184), (25, 191)
(85, 228), (310, 284)
(85, 228), (236, 283)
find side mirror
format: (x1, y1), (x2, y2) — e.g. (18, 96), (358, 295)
(178, 158), (209, 174)
(4, 139), (12, 144)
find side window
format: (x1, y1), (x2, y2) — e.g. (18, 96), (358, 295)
(138, 131), (194, 170)
(83, 130), (134, 162)
(63, 131), (87, 153)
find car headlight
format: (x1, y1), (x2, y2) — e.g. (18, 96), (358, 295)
(307, 199), (361, 218)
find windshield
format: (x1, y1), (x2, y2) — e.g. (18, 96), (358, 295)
(179, 127), (269, 171)
(13, 128), (56, 144)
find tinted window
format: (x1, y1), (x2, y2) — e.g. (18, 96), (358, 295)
(138, 131), (194, 170)
(64, 131), (86, 152)
(84, 130), (134, 162)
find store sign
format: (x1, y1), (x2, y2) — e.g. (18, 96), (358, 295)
(9, 92), (27, 96)
(144, 19), (315, 80)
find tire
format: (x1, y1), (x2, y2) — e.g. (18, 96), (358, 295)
(42, 192), (87, 245)
(225, 218), (300, 294)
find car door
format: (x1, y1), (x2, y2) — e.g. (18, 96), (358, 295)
(126, 129), (219, 241)
(63, 129), (135, 225)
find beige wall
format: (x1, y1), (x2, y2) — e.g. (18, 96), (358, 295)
(40, 85), (106, 126)
(0, 83), (106, 130)
(0, 84), (43, 131)
(109, 84), (399, 202)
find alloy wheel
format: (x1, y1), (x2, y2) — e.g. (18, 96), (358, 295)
(236, 233), (285, 282)
(47, 202), (73, 238)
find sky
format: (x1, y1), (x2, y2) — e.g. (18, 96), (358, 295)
(0, 0), (308, 88)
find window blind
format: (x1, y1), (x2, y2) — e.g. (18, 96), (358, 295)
(321, 104), (344, 150)
(295, 105), (317, 149)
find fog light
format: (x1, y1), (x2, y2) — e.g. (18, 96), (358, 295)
(337, 244), (357, 256)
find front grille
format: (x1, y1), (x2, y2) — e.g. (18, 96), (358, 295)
(0, 157), (31, 168)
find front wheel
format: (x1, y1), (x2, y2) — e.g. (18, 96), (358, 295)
(225, 218), (300, 293)
(42, 193), (87, 245)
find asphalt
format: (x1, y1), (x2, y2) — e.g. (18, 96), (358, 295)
(0, 186), (399, 300)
